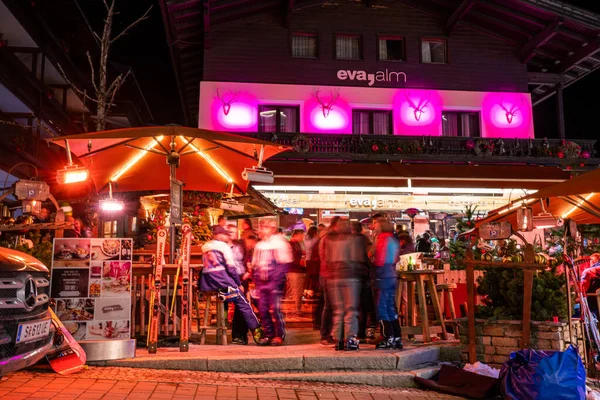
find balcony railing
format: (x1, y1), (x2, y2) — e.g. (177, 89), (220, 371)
(242, 132), (598, 165)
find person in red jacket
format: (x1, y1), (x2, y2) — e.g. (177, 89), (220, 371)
(581, 253), (600, 315)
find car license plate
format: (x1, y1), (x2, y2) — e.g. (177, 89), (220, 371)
(16, 319), (51, 344)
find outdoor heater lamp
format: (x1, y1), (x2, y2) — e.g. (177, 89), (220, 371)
(100, 182), (124, 211)
(56, 165), (89, 184)
(516, 206), (533, 232)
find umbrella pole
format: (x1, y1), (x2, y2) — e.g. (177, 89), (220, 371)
(169, 148), (178, 264)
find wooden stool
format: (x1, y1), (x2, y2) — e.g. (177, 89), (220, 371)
(199, 291), (228, 345)
(437, 283), (459, 339)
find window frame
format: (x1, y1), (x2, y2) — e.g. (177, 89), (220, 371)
(377, 35), (406, 62)
(352, 109), (394, 135)
(258, 105), (301, 133)
(290, 32), (319, 59)
(334, 33), (363, 61)
(420, 38), (448, 64)
(441, 110), (481, 138)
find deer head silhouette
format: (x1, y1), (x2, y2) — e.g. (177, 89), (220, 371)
(216, 89), (240, 116)
(404, 92), (432, 122)
(314, 89), (340, 118)
(499, 97), (523, 124)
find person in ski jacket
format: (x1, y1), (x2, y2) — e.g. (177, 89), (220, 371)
(200, 225), (264, 344)
(581, 253), (600, 315)
(372, 217), (402, 350)
(252, 218), (293, 346)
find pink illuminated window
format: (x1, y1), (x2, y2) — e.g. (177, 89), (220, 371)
(352, 110), (392, 135)
(292, 33), (318, 58)
(421, 39), (447, 64)
(258, 105), (299, 133)
(336, 34), (361, 60)
(442, 111), (480, 137)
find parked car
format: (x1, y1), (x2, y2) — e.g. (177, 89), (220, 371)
(0, 247), (54, 376)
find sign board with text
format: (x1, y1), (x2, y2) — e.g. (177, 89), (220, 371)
(50, 238), (133, 342)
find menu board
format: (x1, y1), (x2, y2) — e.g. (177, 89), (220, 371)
(50, 238), (132, 341)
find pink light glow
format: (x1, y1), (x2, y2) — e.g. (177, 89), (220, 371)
(310, 108), (347, 130)
(482, 93), (532, 138)
(304, 95), (351, 133)
(216, 103), (256, 129)
(393, 90), (441, 135)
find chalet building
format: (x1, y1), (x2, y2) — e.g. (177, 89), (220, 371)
(161, 0), (600, 228)
(0, 0), (151, 198)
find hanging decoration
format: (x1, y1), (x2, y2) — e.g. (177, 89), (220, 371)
(216, 89), (240, 115)
(291, 134), (311, 153)
(558, 140), (582, 159)
(313, 89), (340, 118)
(404, 91), (432, 121)
(498, 96), (523, 124)
(474, 139), (494, 157)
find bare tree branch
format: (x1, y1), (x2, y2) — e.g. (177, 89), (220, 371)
(86, 52), (98, 95)
(55, 62), (100, 104)
(102, 0), (109, 10)
(110, 5), (152, 43)
(106, 70), (131, 110)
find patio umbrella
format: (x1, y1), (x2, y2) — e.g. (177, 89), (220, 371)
(47, 126), (289, 194)
(48, 126), (290, 261)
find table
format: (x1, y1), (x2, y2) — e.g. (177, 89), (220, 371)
(397, 270), (448, 343)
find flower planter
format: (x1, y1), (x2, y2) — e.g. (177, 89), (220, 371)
(457, 318), (583, 369)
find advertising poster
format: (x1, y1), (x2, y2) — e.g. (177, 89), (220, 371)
(50, 238), (133, 341)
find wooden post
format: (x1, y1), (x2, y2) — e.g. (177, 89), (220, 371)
(416, 275), (430, 343)
(466, 245), (476, 363)
(564, 224), (574, 343)
(521, 244), (535, 348)
(54, 210), (65, 239)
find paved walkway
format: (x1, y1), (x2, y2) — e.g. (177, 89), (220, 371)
(0, 367), (466, 400)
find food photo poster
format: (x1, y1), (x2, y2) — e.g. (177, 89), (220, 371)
(50, 238), (133, 341)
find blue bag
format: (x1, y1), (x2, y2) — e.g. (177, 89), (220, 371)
(500, 345), (586, 400)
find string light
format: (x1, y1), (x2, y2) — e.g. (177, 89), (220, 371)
(562, 193), (596, 219)
(110, 136), (164, 182)
(178, 136), (234, 183)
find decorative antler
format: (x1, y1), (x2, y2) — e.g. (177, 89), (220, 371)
(216, 89), (240, 115)
(405, 92), (431, 121)
(499, 96), (523, 124)
(314, 89), (340, 118)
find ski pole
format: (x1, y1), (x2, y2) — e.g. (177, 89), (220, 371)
(170, 262), (181, 318)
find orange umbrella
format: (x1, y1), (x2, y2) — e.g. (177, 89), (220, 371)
(48, 126), (289, 194)
(477, 167), (600, 227)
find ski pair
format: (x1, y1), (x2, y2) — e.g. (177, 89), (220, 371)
(147, 225), (192, 353)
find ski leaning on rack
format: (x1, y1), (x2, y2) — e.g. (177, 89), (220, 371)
(46, 308), (87, 375)
(179, 223), (192, 352)
(147, 227), (167, 354)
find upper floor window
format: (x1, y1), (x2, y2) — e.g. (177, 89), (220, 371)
(421, 39), (447, 64)
(258, 105), (300, 133)
(378, 36), (405, 61)
(442, 111), (480, 137)
(292, 33), (317, 58)
(336, 34), (361, 60)
(352, 110), (392, 135)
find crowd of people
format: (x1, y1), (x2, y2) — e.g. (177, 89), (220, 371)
(198, 214), (415, 351)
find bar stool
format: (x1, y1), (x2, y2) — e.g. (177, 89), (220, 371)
(436, 283), (459, 339)
(199, 291), (228, 345)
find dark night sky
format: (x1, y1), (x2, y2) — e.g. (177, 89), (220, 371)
(81, 0), (600, 137)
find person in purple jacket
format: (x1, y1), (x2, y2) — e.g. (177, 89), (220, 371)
(252, 218), (294, 346)
(200, 225), (265, 344)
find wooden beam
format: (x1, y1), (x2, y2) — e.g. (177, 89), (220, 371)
(527, 72), (566, 84)
(520, 18), (563, 63)
(284, 0), (294, 27)
(558, 36), (600, 73)
(203, 0), (211, 49)
(446, 0), (475, 35)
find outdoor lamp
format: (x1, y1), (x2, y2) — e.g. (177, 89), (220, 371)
(100, 182), (124, 212)
(517, 206), (533, 232)
(532, 214), (558, 229)
(22, 200), (41, 215)
(56, 165), (89, 184)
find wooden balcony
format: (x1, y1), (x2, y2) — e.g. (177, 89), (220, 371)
(242, 132), (599, 167)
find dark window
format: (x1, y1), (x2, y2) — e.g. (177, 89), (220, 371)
(336, 35), (361, 60)
(292, 33), (317, 58)
(378, 36), (405, 61)
(421, 39), (447, 64)
(442, 111), (480, 137)
(352, 110), (392, 135)
(258, 105), (300, 133)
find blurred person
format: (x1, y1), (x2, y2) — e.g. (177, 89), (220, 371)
(240, 218), (256, 241)
(415, 232), (432, 253)
(228, 224), (250, 345)
(304, 226), (320, 298)
(318, 217), (342, 346)
(317, 223), (327, 237)
(287, 229), (307, 317)
(372, 218), (402, 349)
(325, 220), (366, 351)
(252, 218), (293, 346)
(217, 215), (227, 228)
(200, 226), (264, 344)
(581, 253), (600, 316)
(352, 221), (375, 342)
(397, 233), (415, 325)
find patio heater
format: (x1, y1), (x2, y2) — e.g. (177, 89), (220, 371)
(167, 137), (182, 264)
(403, 208), (420, 238)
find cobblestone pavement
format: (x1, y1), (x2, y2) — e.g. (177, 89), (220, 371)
(0, 366), (466, 400)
